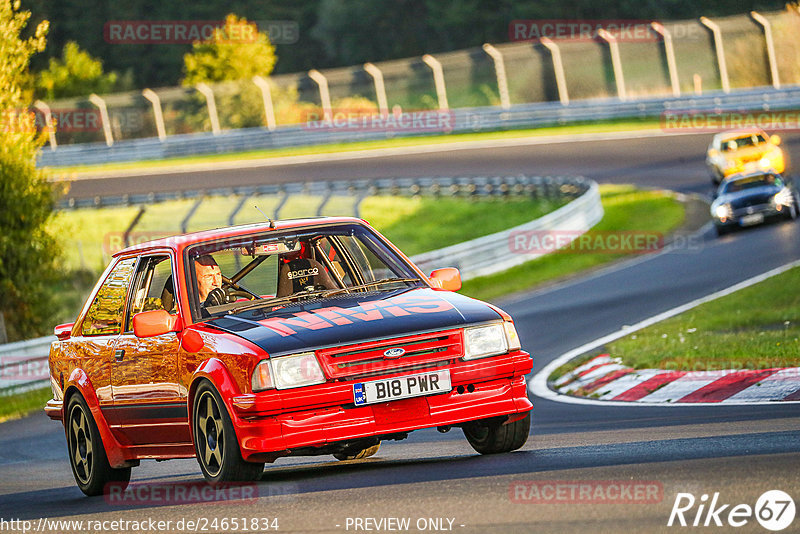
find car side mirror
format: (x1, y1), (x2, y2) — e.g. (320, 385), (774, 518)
(54, 322), (74, 341)
(429, 268), (462, 291)
(133, 310), (181, 338)
(770, 134), (781, 146)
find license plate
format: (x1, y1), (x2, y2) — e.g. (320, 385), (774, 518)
(353, 370), (451, 406)
(740, 213), (764, 226)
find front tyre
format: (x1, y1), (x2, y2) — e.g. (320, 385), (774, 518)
(193, 382), (264, 483)
(463, 413), (530, 455)
(66, 394), (131, 496)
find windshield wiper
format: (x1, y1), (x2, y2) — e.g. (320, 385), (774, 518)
(342, 277), (422, 293)
(224, 287), (348, 315)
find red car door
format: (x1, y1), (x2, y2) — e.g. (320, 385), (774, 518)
(108, 254), (189, 446)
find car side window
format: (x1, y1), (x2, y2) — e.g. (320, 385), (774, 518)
(82, 257), (137, 336)
(126, 255), (175, 332)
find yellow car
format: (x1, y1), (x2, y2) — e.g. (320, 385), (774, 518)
(706, 128), (786, 185)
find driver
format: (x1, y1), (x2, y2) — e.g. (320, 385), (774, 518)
(195, 255), (224, 305)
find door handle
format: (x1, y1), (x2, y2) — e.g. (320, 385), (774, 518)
(114, 349), (125, 361)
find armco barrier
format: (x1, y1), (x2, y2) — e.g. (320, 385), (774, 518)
(0, 337), (53, 396)
(37, 86), (800, 168)
(411, 179), (602, 280)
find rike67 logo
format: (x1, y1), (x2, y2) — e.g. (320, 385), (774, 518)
(668, 490), (795, 531)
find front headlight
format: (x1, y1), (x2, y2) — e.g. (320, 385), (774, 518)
(759, 156), (772, 169)
(714, 204), (732, 219)
(464, 323), (512, 360)
(774, 187), (794, 206)
(268, 352), (326, 389)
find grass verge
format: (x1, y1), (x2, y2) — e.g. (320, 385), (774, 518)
(604, 265), (800, 371)
(460, 185), (686, 302)
(0, 387), (51, 424)
(46, 118), (661, 176)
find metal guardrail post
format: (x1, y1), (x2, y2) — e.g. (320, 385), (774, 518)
(252, 76), (277, 130)
(750, 11), (780, 89)
(181, 197), (204, 233)
(700, 17), (730, 94)
(308, 70), (333, 121)
(142, 89), (167, 141)
(274, 189), (289, 219)
(540, 37), (569, 105)
(650, 23), (680, 97)
(597, 29), (627, 101)
(422, 54), (449, 111)
(195, 83), (221, 135)
(481, 44), (511, 110)
(88, 93), (114, 146)
(32, 100), (57, 150)
(363, 63), (389, 116)
(316, 185), (332, 216)
(353, 188), (369, 219)
(123, 206), (146, 247)
(228, 194), (250, 226)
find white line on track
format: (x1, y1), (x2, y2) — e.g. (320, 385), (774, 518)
(528, 258), (800, 407)
(53, 128), (709, 181)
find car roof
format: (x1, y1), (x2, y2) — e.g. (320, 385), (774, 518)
(714, 128), (768, 142)
(114, 216), (369, 257)
(722, 170), (779, 184)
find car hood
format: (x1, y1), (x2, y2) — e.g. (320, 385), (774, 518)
(206, 287), (501, 356)
(714, 185), (780, 208)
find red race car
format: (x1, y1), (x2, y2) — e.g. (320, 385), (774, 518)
(47, 217), (533, 495)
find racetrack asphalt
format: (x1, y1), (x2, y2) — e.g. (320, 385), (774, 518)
(2, 130), (799, 533)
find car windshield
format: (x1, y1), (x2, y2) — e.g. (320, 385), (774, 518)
(722, 134), (766, 151)
(184, 223), (424, 320)
(722, 174), (782, 193)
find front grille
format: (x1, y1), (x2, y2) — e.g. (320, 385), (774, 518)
(732, 203), (773, 218)
(316, 330), (463, 381)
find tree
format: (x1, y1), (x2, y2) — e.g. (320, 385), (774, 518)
(183, 14), (277, 84)
(181, 13), (298, 130)
(0, 0), (60, 342)
(35, 41), (129, 100)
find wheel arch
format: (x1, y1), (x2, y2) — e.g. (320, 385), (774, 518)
(62, 369), (130, 468)
(187, 358), (245, 445)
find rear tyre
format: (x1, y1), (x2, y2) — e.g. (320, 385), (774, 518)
(193, 382), (264, 483)
(463, 413), (530, 455)
(66, 394), (131, 496)
(333, 442), (381, 461)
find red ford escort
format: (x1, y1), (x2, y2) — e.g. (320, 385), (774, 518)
(47, 217), (533, 495)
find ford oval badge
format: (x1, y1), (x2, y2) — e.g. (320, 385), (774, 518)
(383, 347), (405, 359)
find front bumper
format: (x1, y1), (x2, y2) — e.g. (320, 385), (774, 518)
(228, 351), (533, 462)
(714, 203), (791, 228)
